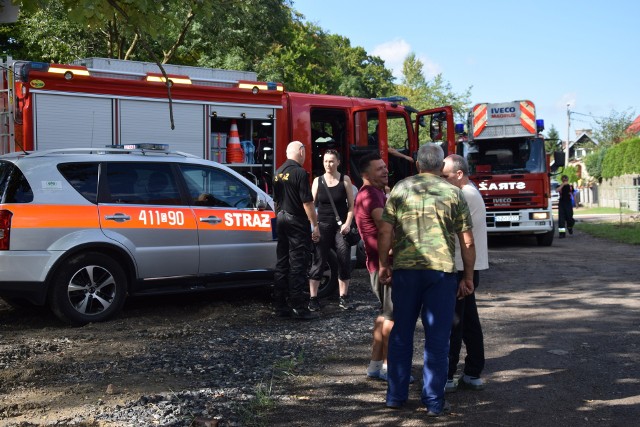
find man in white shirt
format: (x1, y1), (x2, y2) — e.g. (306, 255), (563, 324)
(441, 154), (489, 391)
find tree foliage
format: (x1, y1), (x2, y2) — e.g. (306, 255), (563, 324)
(592, 109), (636, 147)
(4, 0), (470, 123)
(545, 125), (562, 154)
(584, 146), (608, 182)
(396, 53), (471, 121)
(600, 137), (640, 179)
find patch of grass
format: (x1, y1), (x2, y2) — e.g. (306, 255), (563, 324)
(236, 381), (276, 427)
(574, 207), (635, 215)
(272, 352), (305, 378)
(236, 352), (305, 427)
(575, 221), (640, 245)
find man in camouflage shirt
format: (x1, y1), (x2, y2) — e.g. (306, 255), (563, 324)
(378, 143), (476, 417)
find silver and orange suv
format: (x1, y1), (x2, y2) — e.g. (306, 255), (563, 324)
(0, 145), (279, 324)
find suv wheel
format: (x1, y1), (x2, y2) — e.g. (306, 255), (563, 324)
(49, 252), (127, 325)
(317, 249), (339, 299)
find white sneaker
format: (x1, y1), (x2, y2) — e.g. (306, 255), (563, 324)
(445, 378), (457, 393)
(460, 374), (484, 390)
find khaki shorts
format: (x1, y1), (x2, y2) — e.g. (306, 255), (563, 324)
(370, 271), (393, 320)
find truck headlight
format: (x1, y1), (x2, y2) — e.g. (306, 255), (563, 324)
(531, 212), (550, 220)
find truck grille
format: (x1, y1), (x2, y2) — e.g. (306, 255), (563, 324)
(483, 194), (536, 209)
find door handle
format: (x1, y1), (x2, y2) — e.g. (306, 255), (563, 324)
(104, 213), (131, 222)
(200, 216), (222, 224)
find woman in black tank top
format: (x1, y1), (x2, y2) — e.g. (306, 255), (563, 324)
(308, 149), (356, 311)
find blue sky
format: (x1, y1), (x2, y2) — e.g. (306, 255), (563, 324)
(292, 0), (640, 141)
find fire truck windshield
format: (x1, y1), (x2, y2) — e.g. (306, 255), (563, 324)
(464, 137), (545, 175)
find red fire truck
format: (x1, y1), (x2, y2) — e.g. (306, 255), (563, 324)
(456, 100), (555, 246)
(0, 57), (455, 192)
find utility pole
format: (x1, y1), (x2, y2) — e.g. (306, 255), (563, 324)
(565, 104), (571, 169)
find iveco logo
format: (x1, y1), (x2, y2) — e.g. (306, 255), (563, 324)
(493, 198), (512, 204)
(479, 182), (526, 191)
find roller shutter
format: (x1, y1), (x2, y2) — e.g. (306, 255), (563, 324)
(120, 100), (204, 157)
(33, 93), (113, 150)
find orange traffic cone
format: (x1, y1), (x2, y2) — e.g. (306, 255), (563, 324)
(226, 120), (244, 163)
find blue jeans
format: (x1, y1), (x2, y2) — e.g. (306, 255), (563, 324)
(386, 269), (457, 413)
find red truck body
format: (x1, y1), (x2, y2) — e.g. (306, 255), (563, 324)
(1, 57), (455, 191)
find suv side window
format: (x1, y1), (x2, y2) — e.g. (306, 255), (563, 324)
(58, 162), (99, 204)
(179, 164), (255, 208)
(0, 161), (34, 203)
(104, 162), (182, 205)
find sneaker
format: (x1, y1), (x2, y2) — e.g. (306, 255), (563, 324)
(308, 297), (321, 312)
(445, 378), (457, 393)
(426, 401), (450, 417)
(291, 307), (319, 320)
(459, 374), (484, 390)
(372, 370), (414, 383)
(339, 295), (354, 310)
(568, 227), (573, 235)
(559, 232), (566, 238)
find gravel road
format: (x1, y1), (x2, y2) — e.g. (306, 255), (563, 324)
(1, 226), (639, 426)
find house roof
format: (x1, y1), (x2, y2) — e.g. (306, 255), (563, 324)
(627, 115), (640, 135)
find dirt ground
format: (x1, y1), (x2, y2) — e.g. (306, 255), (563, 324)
(1, 224), (639, 426)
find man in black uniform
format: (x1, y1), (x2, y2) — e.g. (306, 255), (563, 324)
(273, 141), (320, 319)
(557, 174), (575, 238)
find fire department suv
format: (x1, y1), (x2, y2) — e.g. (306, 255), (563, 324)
(0, 144), (279, 324)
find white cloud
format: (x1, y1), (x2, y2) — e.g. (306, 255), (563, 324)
(557, 93), (577, 111)
(372, 38), (441, 81)
(372, 38), (411, 79)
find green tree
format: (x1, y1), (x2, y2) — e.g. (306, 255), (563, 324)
(584, 147), (607, 182)
(592, 108), (636, 147)
(545, 125), (562, 154)
(396, 53), (471, 120)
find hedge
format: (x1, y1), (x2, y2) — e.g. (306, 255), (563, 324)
(585, 137), (640, 180)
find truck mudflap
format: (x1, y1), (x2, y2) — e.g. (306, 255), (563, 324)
(485, 209), (553, 234)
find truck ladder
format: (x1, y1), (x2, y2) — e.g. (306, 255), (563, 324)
(0, 56), (15, 154)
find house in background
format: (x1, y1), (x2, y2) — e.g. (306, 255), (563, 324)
(626, 115), (640, 136)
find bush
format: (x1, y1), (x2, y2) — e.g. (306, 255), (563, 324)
(601, 137), (640, 179)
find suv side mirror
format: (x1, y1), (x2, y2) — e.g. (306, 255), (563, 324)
(256, 197), (268, 211)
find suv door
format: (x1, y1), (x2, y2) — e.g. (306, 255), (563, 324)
(98, 162), (199, 279)
(178, 163), (276, 274)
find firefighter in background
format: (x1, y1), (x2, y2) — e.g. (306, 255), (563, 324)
(273, 141), (320, 320)
(557, 175), (575, 238)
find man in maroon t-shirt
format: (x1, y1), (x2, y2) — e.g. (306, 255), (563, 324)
(354, 152), (393, 380)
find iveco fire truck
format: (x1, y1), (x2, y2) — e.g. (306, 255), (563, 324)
(457, 100), (555, 246)
(0, 57), (454, 191)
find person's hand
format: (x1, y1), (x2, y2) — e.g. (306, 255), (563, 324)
(457, 278), (474, 299)
(340, 223), (349, 235)
(379, 266), (392, 286)
(311, 227), (320, 243)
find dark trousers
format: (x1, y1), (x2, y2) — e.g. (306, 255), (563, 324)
(448, 270), (485, 379)
(558, 200), (575, 231)
(274, 211), (311, 309)
(308, 221), (351, 282)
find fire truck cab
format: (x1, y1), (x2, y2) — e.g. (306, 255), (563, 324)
(458, 100), (555, 246)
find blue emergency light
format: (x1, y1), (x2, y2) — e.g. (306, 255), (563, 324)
(536, 119), (544, 132)
(455, 123), (465, 134)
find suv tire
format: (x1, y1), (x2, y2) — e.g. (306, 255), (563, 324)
(49, 252), (127, 325)
(317, 249), (339, 299)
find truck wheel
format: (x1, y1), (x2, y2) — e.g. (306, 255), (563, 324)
(536, 229), (554, 246)
(49, 252), (127, 325)
(317, 249), (339, 299)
